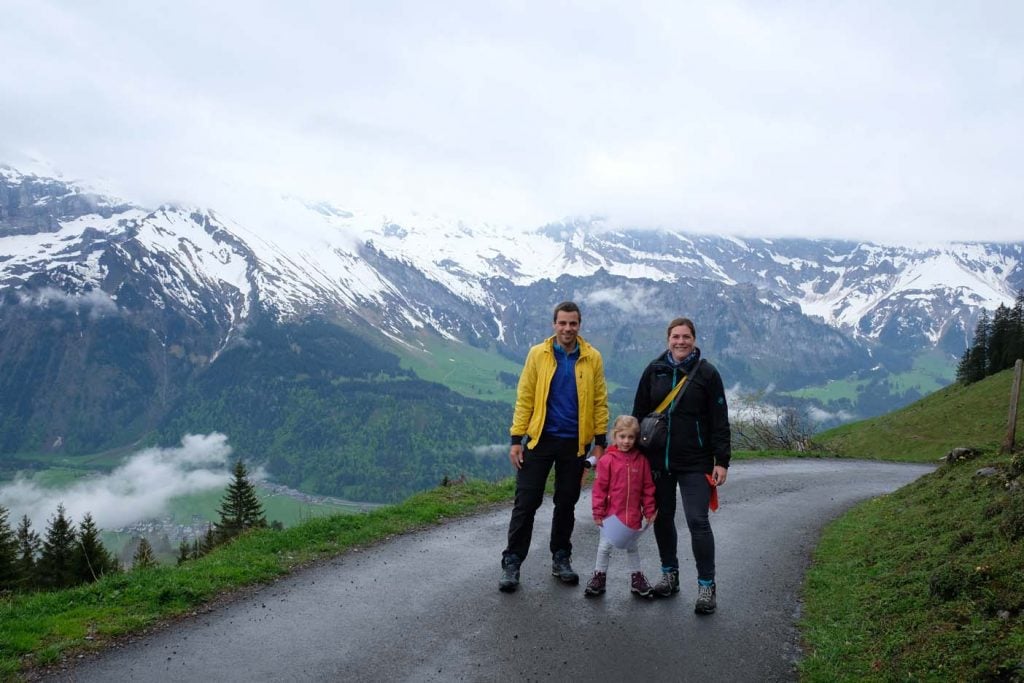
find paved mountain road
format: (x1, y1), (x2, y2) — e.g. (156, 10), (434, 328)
(47, 459), (933, 682)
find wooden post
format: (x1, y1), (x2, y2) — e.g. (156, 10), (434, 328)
(1003, 359), (1023, 454)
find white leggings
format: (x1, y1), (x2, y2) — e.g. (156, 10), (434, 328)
(594, 537), (642, 573)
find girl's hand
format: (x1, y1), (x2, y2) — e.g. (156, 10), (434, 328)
(647, 510), (658, 525)
(594, 516), (604, 527)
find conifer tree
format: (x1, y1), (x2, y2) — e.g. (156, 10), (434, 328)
(177, 539), (191, 566)
(215, 459), (266, 542)
(37, 504), (78, 589)
(200, 524), (218, 555)
(15, 515), (41, 591)
(132, 537), (157, 570)
(0, 505), (18, 591)
(961, 310), (991, 384)
(190, 536), (202, 560)
(989, 304), (1014, 374)
(73, 513), (116, 583)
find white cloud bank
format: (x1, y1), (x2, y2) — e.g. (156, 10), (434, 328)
(0, 433), (236, 530)
(1, 1), (1022, 243)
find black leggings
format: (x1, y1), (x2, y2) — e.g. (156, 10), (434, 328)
(652, 470), (715, 581)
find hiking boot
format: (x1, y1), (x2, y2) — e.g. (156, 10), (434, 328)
(499, 556), (520, 593)
(653, 569), (680, 597)
(695, 580), (717, 614)
(631, 572), (654, 598)
(551, 550), (579, 585)
(584, 571), (606, 596)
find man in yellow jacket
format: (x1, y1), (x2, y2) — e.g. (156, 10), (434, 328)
(499, 301), (609, 592)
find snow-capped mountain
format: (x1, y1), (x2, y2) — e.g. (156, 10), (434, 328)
(1, 166), (1022, 459)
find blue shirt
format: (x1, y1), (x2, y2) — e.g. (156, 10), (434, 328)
(543, 342), (579, 438)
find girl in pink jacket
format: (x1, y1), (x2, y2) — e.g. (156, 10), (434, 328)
(586, 415), (658, 597)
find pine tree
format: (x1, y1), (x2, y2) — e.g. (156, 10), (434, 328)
(0, 506), (18, 592)
(73, 513), (116, 583)
(37, 504), (78, 589)
(963, 310), (991, 384)
(190, 537), (202, 560)
(215, 459), (266, 542)
(177, 539), (191, 566)
(955, 346), (972, 384)
(15, 515), (41, 591)
(1010, 290), (1024, 365)
(989, 304), (1014, 374)
(132, 537), (157, 570)
(200, 524), (217, 555)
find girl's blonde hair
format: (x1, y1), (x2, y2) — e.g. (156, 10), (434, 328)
(611, 414), (640, 437)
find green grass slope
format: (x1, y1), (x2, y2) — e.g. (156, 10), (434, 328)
(802, 367), (1024, 681)
(816, 367), (1024, 461)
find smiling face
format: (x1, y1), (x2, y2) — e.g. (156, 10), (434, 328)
(667, 323), (696, 362)
(552, 309), (581, 350)
(614, 427), (637, 452)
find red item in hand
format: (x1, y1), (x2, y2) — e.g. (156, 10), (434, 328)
(705, 473), (719, 511)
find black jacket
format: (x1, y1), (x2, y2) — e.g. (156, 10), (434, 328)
(631, 349), (731, 473)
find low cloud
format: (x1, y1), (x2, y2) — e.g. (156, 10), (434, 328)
(0, 433), (235, 530)
(582, 285), (659, 315)
(472, 444), (507, 459)
(23, 287), (118, 320)
(807, 406), (855, 424)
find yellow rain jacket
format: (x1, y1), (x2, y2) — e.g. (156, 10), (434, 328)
(510, 334), (609, 456)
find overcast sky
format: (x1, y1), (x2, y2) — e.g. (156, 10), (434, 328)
(2, 1), (1022, 242)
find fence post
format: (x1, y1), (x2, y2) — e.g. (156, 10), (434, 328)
(1002, 359), (1023, 454)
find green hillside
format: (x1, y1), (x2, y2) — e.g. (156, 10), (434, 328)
(816, 367), (1024, 461)
(802, 366), (1024, 681)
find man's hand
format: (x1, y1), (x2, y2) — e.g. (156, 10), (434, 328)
(509, 444), (524, 470)
(712, 465), (728, 486)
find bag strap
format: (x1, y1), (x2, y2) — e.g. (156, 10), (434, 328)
(653, 359), (703, 413)
(654, 376), (686, 413)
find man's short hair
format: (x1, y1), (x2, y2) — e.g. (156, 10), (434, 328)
(552, 301), (581, 322)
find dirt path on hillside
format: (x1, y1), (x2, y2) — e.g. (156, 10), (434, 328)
(44, 459), (933, 683)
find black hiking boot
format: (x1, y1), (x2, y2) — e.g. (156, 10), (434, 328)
(499, 556), (520, 593)
(551, 550), (579, 585)
(695, 580), (717, 614)
(653, 568), (680, 597)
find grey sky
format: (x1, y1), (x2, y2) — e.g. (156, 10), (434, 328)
(2, 0), (1022, 242)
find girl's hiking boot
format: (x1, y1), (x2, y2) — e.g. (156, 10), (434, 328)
(630, 572), (654, 598)
(695, 580), (717, 614)
(584, 571), (606, 596)
(653, 569), (680, 597)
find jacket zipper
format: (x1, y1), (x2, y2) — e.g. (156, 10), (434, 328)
(665, 368), (678, 470)
(696, 421), (703, 448)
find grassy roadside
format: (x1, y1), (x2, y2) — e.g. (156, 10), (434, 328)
(800, 449), (1023, 681)
(0, 478), (514, 680)
(801, 368), (1024, 681)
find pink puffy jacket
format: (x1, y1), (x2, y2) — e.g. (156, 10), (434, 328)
(592, 445), (657, 530)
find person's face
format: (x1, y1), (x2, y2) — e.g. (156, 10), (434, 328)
(552, 310), (581, 349)
(614, 428), (637, 451)
(667, 324), (695, 362)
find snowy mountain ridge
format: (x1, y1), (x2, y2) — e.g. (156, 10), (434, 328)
(2, 166), (1022, 362)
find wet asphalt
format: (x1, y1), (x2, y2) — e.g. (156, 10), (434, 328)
(44, 459), (934, 683)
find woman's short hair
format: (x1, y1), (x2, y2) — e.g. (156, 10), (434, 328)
(666, 317), (696, 339)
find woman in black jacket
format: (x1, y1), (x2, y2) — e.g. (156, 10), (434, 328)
(631, 317), (730, 614)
